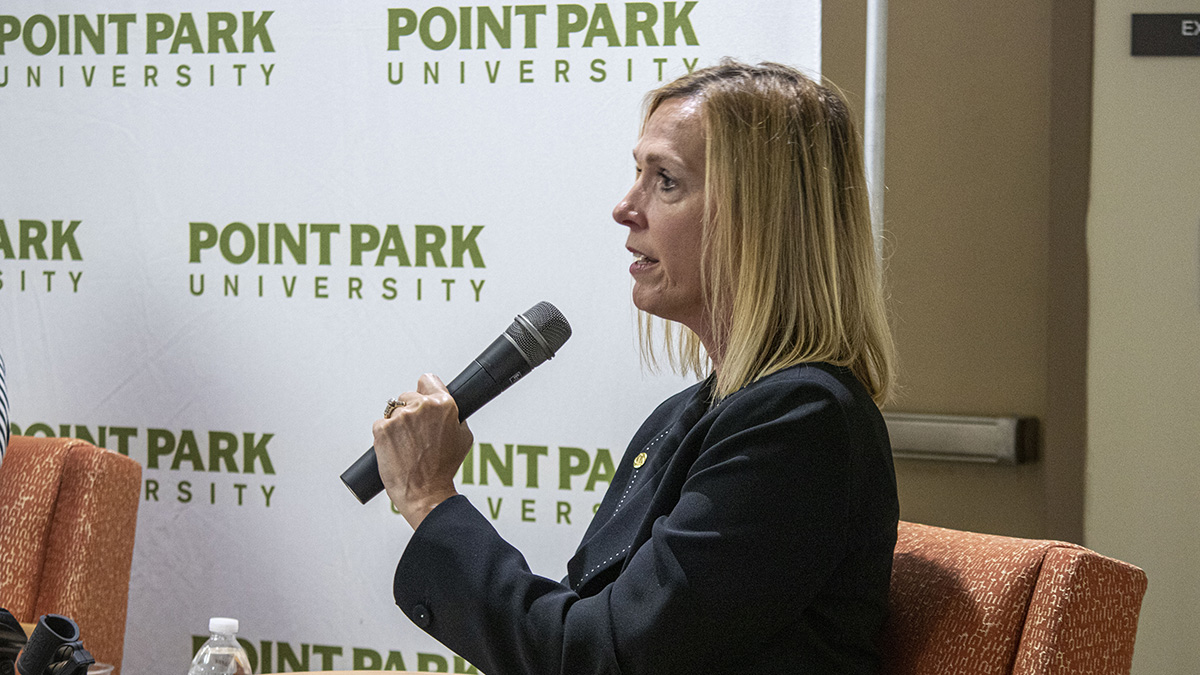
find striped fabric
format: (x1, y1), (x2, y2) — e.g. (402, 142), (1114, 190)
(0, 350), (8, 462)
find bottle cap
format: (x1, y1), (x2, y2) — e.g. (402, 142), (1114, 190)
(209, 617), (239, 634)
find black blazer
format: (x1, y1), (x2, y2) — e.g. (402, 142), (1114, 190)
(394, 362), (899, 674)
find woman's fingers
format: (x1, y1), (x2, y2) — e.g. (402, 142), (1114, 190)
(415, 372), (447, 396)
(373, 374), (472, 528)
(414, 373), (458, 412)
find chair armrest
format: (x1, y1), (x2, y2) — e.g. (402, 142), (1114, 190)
(1013, 546), (1148, 675)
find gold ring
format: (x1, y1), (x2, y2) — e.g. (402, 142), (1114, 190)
(384, 397), (406, 419)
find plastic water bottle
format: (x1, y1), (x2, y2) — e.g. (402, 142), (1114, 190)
(188, 618), (252, 675)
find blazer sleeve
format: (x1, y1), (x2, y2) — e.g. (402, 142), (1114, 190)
(393, 376), (881, 675)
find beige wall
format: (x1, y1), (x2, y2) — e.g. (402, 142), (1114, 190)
(1087, 1), (1200, 672)
(823, 1), (1092, 542)
(824, 0), (1198, 668)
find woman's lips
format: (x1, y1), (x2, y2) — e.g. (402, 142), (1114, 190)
(628, 248), (659, 274)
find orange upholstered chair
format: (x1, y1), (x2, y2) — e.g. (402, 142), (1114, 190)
(883, 521), (1147, 675)
(0, 436), (142, 674)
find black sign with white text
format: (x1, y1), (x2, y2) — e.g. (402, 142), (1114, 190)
(1132, 14), (1200, 56)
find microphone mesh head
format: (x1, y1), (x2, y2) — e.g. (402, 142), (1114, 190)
(505, 301), (572, 366)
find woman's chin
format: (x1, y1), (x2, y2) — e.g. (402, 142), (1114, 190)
(632, 297), (680, 325)
(630, 291), (659, 318)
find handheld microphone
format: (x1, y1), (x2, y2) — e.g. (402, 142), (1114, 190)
(341, 301), (572, 504)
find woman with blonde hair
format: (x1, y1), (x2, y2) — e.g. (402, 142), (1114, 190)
(373, 59), (899, 674)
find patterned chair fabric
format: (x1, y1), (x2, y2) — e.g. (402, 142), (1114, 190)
(0, 436), (142, 674)
(883, 521), (1147, 675)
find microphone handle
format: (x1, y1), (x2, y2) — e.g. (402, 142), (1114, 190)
(448, 333), (534, 419)
(342, 334), (535, 504)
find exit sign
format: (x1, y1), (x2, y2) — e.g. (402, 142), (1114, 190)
(1132, 14), (1200, 56)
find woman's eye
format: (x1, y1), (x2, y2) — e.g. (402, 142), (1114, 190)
(658, 170), (677, 190)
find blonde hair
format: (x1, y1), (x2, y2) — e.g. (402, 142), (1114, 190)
(638, 60), (896, 403)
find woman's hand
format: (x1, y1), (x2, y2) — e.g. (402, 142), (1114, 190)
(372, 373), (474, 529)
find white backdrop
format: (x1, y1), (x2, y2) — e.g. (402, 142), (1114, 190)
(0, 2), (820, 671)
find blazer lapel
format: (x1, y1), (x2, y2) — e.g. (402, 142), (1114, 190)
(566, 380), (714, 595)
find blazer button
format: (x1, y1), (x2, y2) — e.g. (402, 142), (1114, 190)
(412, 603), (432, 628)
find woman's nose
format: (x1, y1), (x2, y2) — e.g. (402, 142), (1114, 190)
(613, 188), (644, 229)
